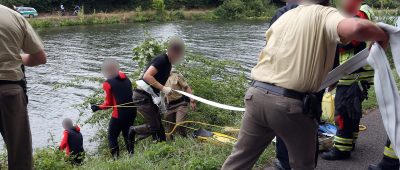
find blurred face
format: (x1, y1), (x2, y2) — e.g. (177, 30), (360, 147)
(102, 64), (118, 79)
(339, 0), (362, 16)
(168, 46), (185, 65)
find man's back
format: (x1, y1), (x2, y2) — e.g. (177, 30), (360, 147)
(0, 5), (43, 81)
(252, 4), (346, 93)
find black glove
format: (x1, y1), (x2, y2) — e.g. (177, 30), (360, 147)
(91, 105), (100, 112)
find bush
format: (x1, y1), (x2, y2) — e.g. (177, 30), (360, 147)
(33, 147), (73, 170)
(214, 0), (245, 19)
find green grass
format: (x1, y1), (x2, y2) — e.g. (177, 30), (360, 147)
(26, 137), (275, 170)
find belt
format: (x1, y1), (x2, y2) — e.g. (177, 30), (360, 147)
(168, 97), (187, 106)
(251, 81), (305, 100)
(134, 89), (152, 98)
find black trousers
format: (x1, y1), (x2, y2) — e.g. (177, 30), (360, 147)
(333, 84), (365, 152)
(275, 90), (324, 169)
(108, 114), (135, 153)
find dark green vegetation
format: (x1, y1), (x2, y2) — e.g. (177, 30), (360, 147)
(23, 0), (281, 28)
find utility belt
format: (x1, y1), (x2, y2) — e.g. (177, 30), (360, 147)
(251, 81), (320, 119)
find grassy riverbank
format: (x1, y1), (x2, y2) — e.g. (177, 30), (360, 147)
(28, 10), (218, 28)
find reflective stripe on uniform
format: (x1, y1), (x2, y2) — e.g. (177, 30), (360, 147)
(339, 48), (374, 86)
(334, 136), (353, 145)
(334, 144), (353, 151)
(353, 132), (359, 144)
(384, 144), (399, 159)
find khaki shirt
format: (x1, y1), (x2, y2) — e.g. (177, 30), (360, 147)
(251, 5), (346, 93)
(0, 5), (44, 81)
(165, 72), (189, 102)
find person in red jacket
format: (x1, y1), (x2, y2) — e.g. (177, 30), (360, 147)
(91, 58), (136, 159)
(59, 118), (85, 165)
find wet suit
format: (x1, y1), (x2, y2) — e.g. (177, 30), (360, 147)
(60, 126), (85, 165)
(129, 53), (171, 145)
(270, 3), (340, 169)
(93, 71), (136, 157)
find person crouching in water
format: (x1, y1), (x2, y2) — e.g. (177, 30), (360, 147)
(164, 69), (196, 138)
(91, 59), (136, 158)
(59, 118), (85, 165)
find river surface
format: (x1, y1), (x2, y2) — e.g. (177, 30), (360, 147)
(1, 20), (269, 150)
(2, 17), (399, 150)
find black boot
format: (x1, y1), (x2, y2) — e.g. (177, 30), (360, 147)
(321, 148), (351, 160)
(368, 156), (400, 170)
(128, 126), (136, 156)
(111, 147), (120, 160)
(273, 159), (291, 170)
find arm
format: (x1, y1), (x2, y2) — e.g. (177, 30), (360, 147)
(59, 131), (68, 150)
(337, 18), (389, 48)
(99, 82), (113, 110)
(21, 50), (47, 67)
(143, 66), (164, 91)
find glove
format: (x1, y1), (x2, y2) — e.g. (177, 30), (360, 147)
(162, 86), (172, 95)
(91, 105), (100, 112)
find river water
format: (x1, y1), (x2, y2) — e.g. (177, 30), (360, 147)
(12, 20), (269, 150)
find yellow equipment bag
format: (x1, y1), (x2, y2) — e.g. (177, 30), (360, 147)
(321, 92), (335, 123)
(194, 128), (237, 145)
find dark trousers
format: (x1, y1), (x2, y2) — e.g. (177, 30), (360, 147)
(333, 85), (364, 152)
(0, 84), (32, 170)
(108, 114), (135, 155)
(132, 91), (166, 142)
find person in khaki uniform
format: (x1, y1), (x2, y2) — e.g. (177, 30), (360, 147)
(0, 4), (47, 170)
(221, 0), (389, 169)
(164, 70), (196, 137)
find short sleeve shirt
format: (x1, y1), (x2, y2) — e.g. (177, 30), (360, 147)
(142, 53), (172, 93)
(0, 5), (44, 81)
(251, 5), (346, 93)
(165, 72), (189, 102)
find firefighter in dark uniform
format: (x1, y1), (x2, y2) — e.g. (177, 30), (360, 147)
(321, 1), (374, 160)
(369, 137), (400, 170)
(59, 118), (85, 165)
(91, 59), (136, 158)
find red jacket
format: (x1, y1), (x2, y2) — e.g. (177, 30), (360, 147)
(60, 126), (81, 156)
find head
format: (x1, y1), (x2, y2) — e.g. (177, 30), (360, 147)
(167, 36), (185, 65)
(339, 0), (363, 15)
(62, 118), (74, 130)
(102, 58), (120, 79)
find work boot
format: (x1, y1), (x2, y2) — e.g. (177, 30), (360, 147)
(368, 156), (400, 170)
(321, 148), (350, 160)
(127, 126), (136, 156)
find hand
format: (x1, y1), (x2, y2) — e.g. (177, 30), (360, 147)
(91, 105), (100, 112)
(378, 30), (390, 50)
(190, 101), (196, 111)
(162, 86), (172, 95)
